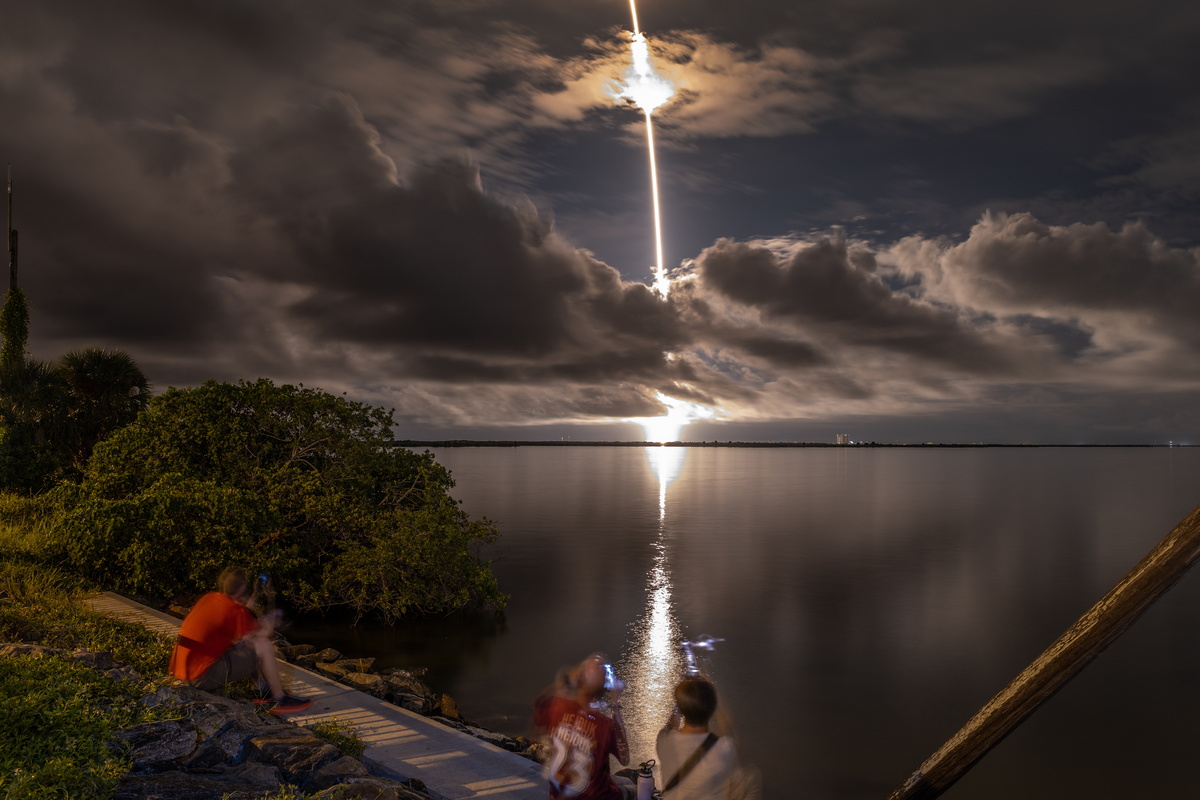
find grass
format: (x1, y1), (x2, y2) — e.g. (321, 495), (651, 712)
(0, 496), (179, 798)
(0, 560), (174, 678)
(308, 718), (368, 759)
(0, 653), (173, 798)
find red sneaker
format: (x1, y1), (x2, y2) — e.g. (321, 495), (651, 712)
(268, 694), (313, 715)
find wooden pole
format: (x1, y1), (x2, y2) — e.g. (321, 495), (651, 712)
(887, 500), (1200, 800)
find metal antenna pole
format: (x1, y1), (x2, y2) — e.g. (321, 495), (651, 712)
(6, 165), (15, 289)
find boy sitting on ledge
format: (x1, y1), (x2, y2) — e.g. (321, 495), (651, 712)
(169, 566), (311, 715)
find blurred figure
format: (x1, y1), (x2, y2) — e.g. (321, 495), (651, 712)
(169, 566), (311, 715)
(534, 653), (633, 799)
(656, 677), (737, 799)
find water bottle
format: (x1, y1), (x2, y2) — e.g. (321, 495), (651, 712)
(637, 759), (656, 800)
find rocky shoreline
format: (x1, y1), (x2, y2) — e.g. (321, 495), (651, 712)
(2, 624), (546, 799)
(272, 641), (545, 763)
(1, 642), (435, 798)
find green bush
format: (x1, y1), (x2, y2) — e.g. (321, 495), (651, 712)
(50, 379), (505, 620)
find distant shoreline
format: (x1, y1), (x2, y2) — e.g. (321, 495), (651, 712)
(395, 440), (1193, 448)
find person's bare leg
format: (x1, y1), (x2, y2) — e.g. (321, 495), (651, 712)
(248, 635), (285, 698)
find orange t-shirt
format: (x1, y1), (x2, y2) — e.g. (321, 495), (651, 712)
(169, 592), (258, 681)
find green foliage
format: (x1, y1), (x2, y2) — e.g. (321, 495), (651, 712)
(307, 718), (367, 758)
(0, 654), (170, 798)
(0, 555), (173, 678)
(0, 348), (152, 492)
(53, 379), (505, 620)
(56, 348), (152, 470)
(0, 420), (67, 495)
(0, 287), (28, 368)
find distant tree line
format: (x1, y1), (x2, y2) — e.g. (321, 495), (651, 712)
(0, 285), (504, 619)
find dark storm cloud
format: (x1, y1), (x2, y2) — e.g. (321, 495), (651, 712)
(694, 236), (1015, 374)
(3, 0), (1199, 438)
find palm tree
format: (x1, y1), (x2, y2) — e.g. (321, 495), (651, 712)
(56, 347), (151, 467)
(0, 358), (66, 440)
(0, 358), (70, 491)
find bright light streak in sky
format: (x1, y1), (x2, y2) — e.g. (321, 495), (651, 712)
(620, 0), (675, 298)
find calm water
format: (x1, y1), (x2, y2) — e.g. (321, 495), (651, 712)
(290, 446), (1200, 799)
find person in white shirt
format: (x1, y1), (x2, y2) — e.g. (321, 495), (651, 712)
(655, 677), (737, 799)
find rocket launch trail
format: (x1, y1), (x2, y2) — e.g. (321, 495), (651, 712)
(622, 0), (675, 298)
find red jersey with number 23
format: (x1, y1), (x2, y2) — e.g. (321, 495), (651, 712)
(535, 695), (623, 800)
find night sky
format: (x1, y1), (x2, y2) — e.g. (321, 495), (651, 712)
(4, 0), (1199, 443)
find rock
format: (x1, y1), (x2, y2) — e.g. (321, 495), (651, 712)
(305, 754), (370, 791)
(523, 741), (549, 762)
(435, 694), (462, 720)
(71, 648), (115, 670)
(208, 717), (281, 762)
(334, 657), (376, 673)
(0, 643), (64, 659)
(342, 672), (385, 695)
(167, 604), (191, 618)
(380, 666), (428, 678)
(311, 776), (430, 799)
(115, 761), (283, 799)
(400, 777), (430, 795)
(140, 684), (241, 710)
(180, 700), (263, 739)
(284, 644), (317, 659)
(466, 726), (513, 749)
(382, 674), (432, 698)
(111, 719), (200, 772)
(241, 731), (341, 783)
(182, 738), (230, 770)
(106, 665), (142, 683)
(430, 716), (470, 734)
(314, 647), (342, 663)
(294, 655), (318, 670)
(389, 692), (433, 716)
(316, 661), (349, 679)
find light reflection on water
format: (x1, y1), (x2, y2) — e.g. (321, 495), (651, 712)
(618, 446), (687, 769)
(291, 446), (1200, 800)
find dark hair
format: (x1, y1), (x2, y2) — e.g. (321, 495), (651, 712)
(218, 567), (250, 599)
(675, 677), (718, 727)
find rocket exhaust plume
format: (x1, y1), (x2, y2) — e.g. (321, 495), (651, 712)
(616, 6), (723, 443)
(620, 0), (675, 298)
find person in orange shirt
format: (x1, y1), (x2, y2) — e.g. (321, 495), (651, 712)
(169, 566), (311, 715)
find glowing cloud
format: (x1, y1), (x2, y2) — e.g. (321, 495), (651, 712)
(620, 31), (676, 114)
(627, 391), (722, 443)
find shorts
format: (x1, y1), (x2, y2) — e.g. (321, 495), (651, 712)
(192, 642), (259, 691)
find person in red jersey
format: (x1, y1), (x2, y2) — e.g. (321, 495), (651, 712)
(169, 566), (310, 715)
(534, 654), (633, 799)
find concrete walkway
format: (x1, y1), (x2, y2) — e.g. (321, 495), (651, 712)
(85, 592), (545, 800)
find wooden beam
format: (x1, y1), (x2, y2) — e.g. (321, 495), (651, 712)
(887, 500), (1200, 800)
